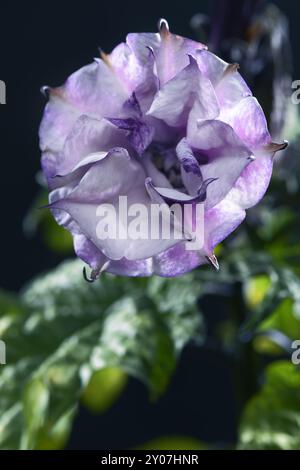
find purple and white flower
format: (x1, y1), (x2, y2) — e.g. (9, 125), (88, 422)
(39, 19), (287, 279)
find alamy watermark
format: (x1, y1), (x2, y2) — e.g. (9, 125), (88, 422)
(0, 340), (6, 364)
(0, 80), (6, 104)
(291, 80), (300, 104)
(291, 340), (300, 365)
(94, 196), (205, 251)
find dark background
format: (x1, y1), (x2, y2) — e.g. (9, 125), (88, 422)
(0, 0), (299, 449)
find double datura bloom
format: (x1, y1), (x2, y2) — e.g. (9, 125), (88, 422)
(39, 19), (287, 279)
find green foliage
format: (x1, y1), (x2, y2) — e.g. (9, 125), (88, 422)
(244, 275), (272, 309)
(5, 104), (300, 450)
(0, 260), (203, 449)
(81, 367), (128, 413)
(239, 361), (300, 450)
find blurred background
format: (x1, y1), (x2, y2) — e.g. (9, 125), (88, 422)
(0, 0), (300, 450)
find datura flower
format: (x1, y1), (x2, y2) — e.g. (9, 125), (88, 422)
(39, 19), (287, 279)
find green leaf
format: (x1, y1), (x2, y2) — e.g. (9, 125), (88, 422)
(253, 298), (300, 355)
(22, 378), (50, 449)
(259, 298), (300, 340)
(244, 275), (272, 309)
(239, 269), (300, 336)
(0, 260), (203, 449)
(238, 361), (300, 449)
(81, 367), (128, 413)
(147, 275), (204, 351)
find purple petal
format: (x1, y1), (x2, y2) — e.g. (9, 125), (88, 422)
(73, 233), (108, 271)
(39, 59), (129, 174)
(39, 92), (80, 154)
(203, 154), (274, 253)
(123, 92), (143, 118)
(147, 56), (218, 127)
(188, 119), (252, 208)
(126, 33), (161, 64)
(153, 243), (206, 277)
(219, 96), (271, 152)
(107, 117), (154, 156)
(108, 258), (153, 277)
(196, 50), (252, 108)
(62, 59), (127, 117)
(57, 115), (128, 175)
(215, 64), (252, 108)
(196, 50), (228, 86)
(155, 32), (207, 85)
(110, 41), (159, 111)
(176, 138), (204, 196)
(146, 177), (212, 205)
(49, 150), (182, 261)
(204, 198), (246, 253)
(227, 154), (273, 210)
(127, 29), (206, 86)
(142, 153), (173, 188)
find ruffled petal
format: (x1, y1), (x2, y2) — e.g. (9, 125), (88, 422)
(142, 153), (173, 188)
(176, 138), (202, 195)
(40, 60), (127, 154)
(39, 93), (80, 154)
(204, 199), (246, 253)
(108, 257), (153, 276)
(147, 56), (218, 127)
(61, 60), (128, 117)
(49, 149), (182, 261)
(203, 154), (274, 253)
(73, 233), (108, 271)
(226, 154), (273, 210)
(107, 117), (154, 156)
(219, 96), (271, 152)
(127, 26), (206, 86)
(126, 32), (161, 64)
(215, 65), (252, 108)
(57, 115), (128, 175)
(153, 242), (206, 277)
(75, 232), (155, 277)
(109, 42), (159, 111)
(196, 50), (227, 86)
(196, 50), (251, 108)
(188, 119), (253, 208)
(155, 26), (207, 85)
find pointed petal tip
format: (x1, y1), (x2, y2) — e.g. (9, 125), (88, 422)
(40, 85), (50, 98)
(158, 18), (170, 36)
(83, 261), (110, 282)
(99, 260), (111, 274)
(40, 85), (63, 99)
(206, 253), (219, 271)
(98, 48), (111, 66)
(223, 63), (240, 78)
(42, 86), (63, 99)
(83, 266), (96, 283)
(145, 176), (154, 189)
(265, 140), (289, 155)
